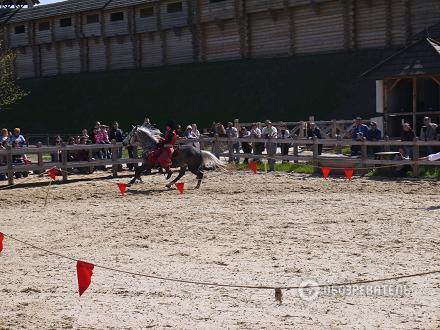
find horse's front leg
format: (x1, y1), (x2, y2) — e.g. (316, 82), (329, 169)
(166, 166), (186, 189)
(129, 163), (150, 185)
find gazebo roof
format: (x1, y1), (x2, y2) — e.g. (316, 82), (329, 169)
(363, 37), (440, 80)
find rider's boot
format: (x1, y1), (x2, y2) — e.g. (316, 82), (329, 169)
(164, 166), (172, 180)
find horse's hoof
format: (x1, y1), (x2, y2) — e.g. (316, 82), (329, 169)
(165, 184), (172, 189)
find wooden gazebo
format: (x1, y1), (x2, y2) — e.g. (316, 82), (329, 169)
(365, 36), (440, 137)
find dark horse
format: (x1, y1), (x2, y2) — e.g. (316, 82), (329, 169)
(123, 126), (224, 189)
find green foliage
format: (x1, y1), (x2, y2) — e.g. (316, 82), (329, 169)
(0, 48), (27, 109)
(237, 161), (314, 174)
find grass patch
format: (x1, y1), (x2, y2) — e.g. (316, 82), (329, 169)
(237, 161), (314, 174)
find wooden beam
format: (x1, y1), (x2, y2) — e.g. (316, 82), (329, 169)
(412, 77), (417, 127)
(388, 78), (402, 92)
(430, 76), (440, 86)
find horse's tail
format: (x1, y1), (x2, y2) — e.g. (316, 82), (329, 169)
(201, 150), (224, 170)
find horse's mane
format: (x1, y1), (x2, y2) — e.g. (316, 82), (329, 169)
(137, 125), (162, 144)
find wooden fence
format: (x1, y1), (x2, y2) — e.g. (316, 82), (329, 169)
(1, 137), (439, 186)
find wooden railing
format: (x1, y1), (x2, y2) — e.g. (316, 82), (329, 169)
(1, 137), (439, 186)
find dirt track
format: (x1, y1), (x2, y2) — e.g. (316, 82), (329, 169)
(0, 170), (439, 329)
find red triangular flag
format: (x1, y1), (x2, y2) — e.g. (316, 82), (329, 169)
(321, 167), (331, 180)
(248, 162), (257, 174)
(117, 183), (127, 196)
(0, 232), (4, 254)
(175, 182), (185, 194)
(47, 168), (57, 181)
(344, 169), (354, 181)
(76, 260), (94, 297)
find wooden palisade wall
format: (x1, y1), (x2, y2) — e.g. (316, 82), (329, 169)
(3, 0), (440, 79)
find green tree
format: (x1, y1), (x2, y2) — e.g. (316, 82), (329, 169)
(0, 47), (27, 110)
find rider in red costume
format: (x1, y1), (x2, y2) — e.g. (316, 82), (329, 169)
(148, 121), (177, 179)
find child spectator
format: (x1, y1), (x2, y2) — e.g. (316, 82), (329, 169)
(8, 128), (26, 146)
(1, 128), (9, 143)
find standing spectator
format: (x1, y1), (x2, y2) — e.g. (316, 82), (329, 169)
(191, 124), (200, 149)
(51, 136), (63, 162)
(420, 117), (438, 155)
(351, 117), (368, 156)
(216, 122), (227, 137)
(262, 120), (278, 171)
(176, 124), (185, 138)
(239, 126), (252, 164)
(278, 123), (290, 161)
(109, 121), (124, 160)
(1, 128), (9, 143)
(184, 125), (194, 139)
(8, 128), (26, 146)
(226, 122), (239, 164)
(401, 122), (415, 158)
(307, 122), (322, 155)
(0, 140), (6, 180)
(109, 122), (124, 142)
(367, 121), (382, 155)
(81, 129), (89, 141)
(90, 121), (101, 144)
(250, 123), (263, 162)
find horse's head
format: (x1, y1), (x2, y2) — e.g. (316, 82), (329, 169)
(123, 125), (138, 146)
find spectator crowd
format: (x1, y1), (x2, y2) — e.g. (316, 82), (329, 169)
(1, 115), (440, 181)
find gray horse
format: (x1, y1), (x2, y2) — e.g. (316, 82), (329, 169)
(123, 125), (223, 189)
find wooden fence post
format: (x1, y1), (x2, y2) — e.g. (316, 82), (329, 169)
(61, 143), (68, 182)
(312, 136), (319, 168)
(293, 135), (298, 164)
(7, 145), (14, 186)
(335, 135), (342, 154)
(413, 137), (420, 177)
(228, 137), (234, 163)
(37, 142), (43, 176)
(111, 139), (118, 178)
(331, 120), (337, 138)
(361, 137), (368, 168)
(384, 136), (390, 152)
(299, 121), (305, 138)
(212, 134), (220, 158)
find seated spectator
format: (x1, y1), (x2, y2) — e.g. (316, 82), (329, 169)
(1, 128), (9, 143)
(0, 141), (7, 180)
(401, 122), (415, 158)
(8, 128), (26, 146)
(239, 126), (252, 164)
(367, 121), (382, 155)
(307, 122), (322, 155)
(351, 117), (368, 156)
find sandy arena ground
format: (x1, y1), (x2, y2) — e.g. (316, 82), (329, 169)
(0, 170), (439, 329)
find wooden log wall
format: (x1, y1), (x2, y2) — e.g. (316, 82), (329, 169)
(3, 0), (440, 79)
